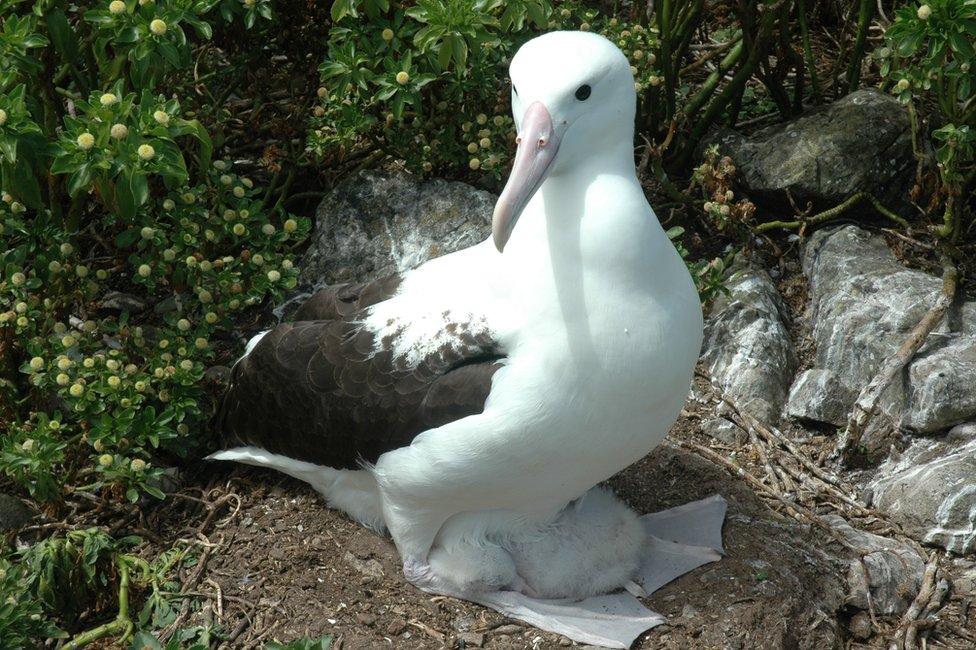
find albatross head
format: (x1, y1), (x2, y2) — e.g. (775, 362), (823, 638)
(493, 31), (636, 252)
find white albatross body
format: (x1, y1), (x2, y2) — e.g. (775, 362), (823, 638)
(211, 30), (703, 600)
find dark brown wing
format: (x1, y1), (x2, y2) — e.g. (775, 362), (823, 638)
(291, 275), (402, 321)
(214, 311), (503, 469)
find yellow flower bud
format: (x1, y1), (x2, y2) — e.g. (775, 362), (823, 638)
(130, 458), (147, 471)
(382, 28), (394, 41)
(469, 158), (481, 170)
(395, 71), (410, 84)
(0, 109), (7, 126)
(267, 269), (281, 282)
(149, 18), (167, 35)
(77, 132), (95, 150)
(283, 218), (298, 233)
(137, 264), (151, 277)
(29, 356), (44, 371)
(917, 4), (932, 19)
(137, 144), (155, 160)
(98, 453), (114, 467)
(109, 0), (126, 14)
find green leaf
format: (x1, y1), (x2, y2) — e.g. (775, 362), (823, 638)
(115, 26), (141, 44)
(128, 631), (163, 650)
(331, 0), (355, 22)
(67, 163), (94, 196)
(437, 38), (452, 70)
(0, 136), (17, 164)
(2, 159), (43, 209)
(129, 172), (149, 208)
(45, 9), (79, 61)
(115, 175), (136, 220)
(115, 227), (140, 248)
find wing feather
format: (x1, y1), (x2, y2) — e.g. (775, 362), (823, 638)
(214, 278), (503, 469)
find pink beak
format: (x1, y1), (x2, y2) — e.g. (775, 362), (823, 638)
(492, 102), (561, 252)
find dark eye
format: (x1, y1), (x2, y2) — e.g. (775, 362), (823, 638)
(575, 84), (591, 101)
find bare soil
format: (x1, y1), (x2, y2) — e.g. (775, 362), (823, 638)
(154, 413), (845, 650)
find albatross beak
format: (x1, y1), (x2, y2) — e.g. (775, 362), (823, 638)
(492, 102), (561, 252)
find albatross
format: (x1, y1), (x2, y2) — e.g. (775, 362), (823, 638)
(210, 31), (720, 646)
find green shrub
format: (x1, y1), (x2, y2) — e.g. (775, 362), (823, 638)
(307, 1), (661, 179)
(0, 0), (307, 509)
(878, 0), (976, 239)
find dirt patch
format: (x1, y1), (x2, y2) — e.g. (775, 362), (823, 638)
(157, 411), (846, 649)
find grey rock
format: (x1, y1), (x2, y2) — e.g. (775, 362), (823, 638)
(953, 559), (976, 596)
(825, 514), (925, 615)
(707, 89), (913, 213)
(797, 225), (976, 433)
(458, 631), (485, 647)
(98, 291), (146, 313)
(869, 423), (976, 554)
(301, 170), (493, 286)
(702, 265), (797, 422)
(902, 336), (976, 432)
(0, 493), (34, 531)
(785, 368), (853, 427)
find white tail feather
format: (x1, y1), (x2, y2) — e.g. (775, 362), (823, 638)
(206, 446), (386, 531)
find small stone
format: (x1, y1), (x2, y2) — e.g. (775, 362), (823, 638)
(492, 624), (522, 635)
(99, 291), (146, 313)
(386, 618), (407, 635)
(786, 368), (853, 426)
(355, 612), (376, 627)
(0, 493), (34, 531)
(342, 551), (384, 580)
(848, 611), (872, 640)
(204, 365), (231, 386)
(559, 637), (573, 646)
(453, 615), (476, 632)
(702, 417), (747, 445)
(458, 631), (484, 647)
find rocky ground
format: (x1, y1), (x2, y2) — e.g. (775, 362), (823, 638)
(9, 89), (976, 648)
